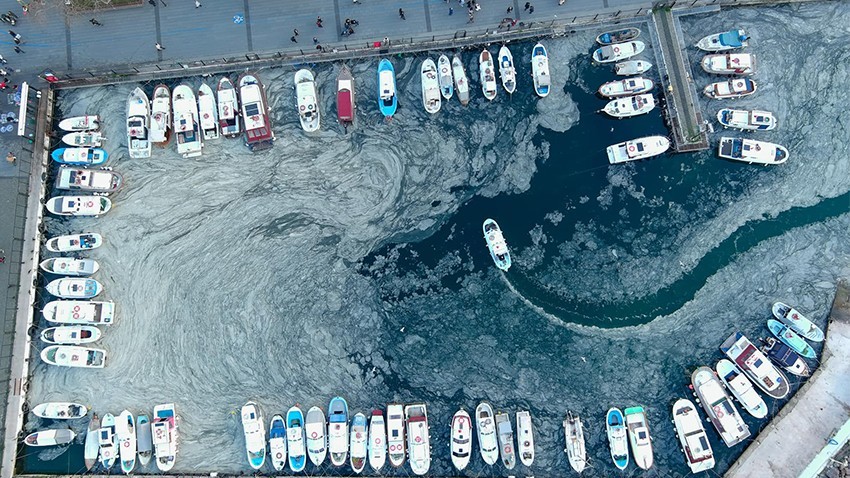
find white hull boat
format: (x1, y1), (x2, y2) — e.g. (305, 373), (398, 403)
(59, 115), (99, 132)
(404, 403), (430, 476)
(41, 345), (106, 368)
(602, 93), (655, 118)
(239, 72), (276, 151)
(54, 167), (123, 194)
(516, 410), (534, 467)
(46, 195), (112, 217)
(702, 53), (755, 75)
(615, 60), (653, 76)
(46, 233), (102, 253)
(483, 218), (511, 271)
(438, 54), (453, 100)
(241, 402), (266, 470)
(152, 403), (178, 472)
(451, 55), (470, 106)
(704, 78), (757, 99)
(718, 137), (789, 165)
(386, 403), (405, 467)
(32, 402), (88, 419)
(43, 300), (115, 325)
(40, 325), (101, 345)
(479, 50), (497, 101)
(498, 45), (516, 94)
(217, 77), (241, 138)
(495, 411), (515, 470)
(625, 406), (653, 469)
(773, 302), (824, 342)
(531, 43), (551, 98)
(368, 410), (387, 472)
(716, 359), (769, 419)
(606, 135), (670, 164)
(126, 87), (151, 159)
(269, 414), (287, 471)
(295, 69), (321, 132)
(40, 257), (99, 276)
(450, 409), (472, 471)
(563, 411), (586, 473)
(287, 406), (307, 472)
(421, 58), (442, 114)
(720, 332), (790, 399)
(305, 406), (327, 466)
(197, 83), (220, 141)
(46, 277), (103, 299)
(328, 396), (349, 466)
(25, 429), (76, 446)
(350, 412), (368, 473)
(696, 29), (748, 52)
(672, 399), (715, 473)
(475, 402), (498, 465)
(63, 131), (104, 147)
(172, 84), (203, 158)
(598, 77), (654, 98)
(137, 415), (153, 467)
(150, 85), (171, 145)
(606, 408), (629, 470)
(717, 108), (777, 131)
(761, 337), (812, 377)
(593, 41), (645, 63)
(117, 410), (137, 474)
(691, 366), (750, 447)
(84, 414), (100, 470)
(596, 27), (641, 45)
(99, 413), (118, 469)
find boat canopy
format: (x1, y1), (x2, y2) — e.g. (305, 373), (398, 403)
(719, 30), (746, 48)
(379, 71), (394, 100)
(338, 88), (353, 120)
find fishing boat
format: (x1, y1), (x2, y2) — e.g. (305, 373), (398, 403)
(40, 325), (101, 345)
(450, 409), (472, 470)
(137, 415), (153, 467)
(672, 399), (715, 472)
(593, 41), (645, 63)
(32, 402), (88, 419)
(238, 72), (275, 151)
(287, 406), (306, 472)
(45, 196), (112, 217)
(63, 131), (103, 147)
(197, 83), (220, 141)
(328, 396), (349, 466)
(479, 49), (498, 101)
(696, 29), (748, 52)
(386, 403), (405, 467)
(720, 331), (790, 399)
(768, 319), (817, 359)
(563, 411), (586, 473)
(117, 410), (137, 474)
(495, 412), (515, 470)
(404, 403), (430, 476)
(704, 78), (757, 99)
(59, 115), (99, 132)
(350, 412), (368, 473)
(54, 167), (123, 194)
(51, 147), (108, 166)
(772, 302), (824, 342)
(421, 58), (442, 114)
(43, 300), (115, 325)
(150, 85), (171, 145)
(624, 406), (653, 469)
(152, 403), (178, 472)
(269, 414), (287, 471)
(337, 65), (355, 129)
(240, 402), (266, 470)
(368, 410), (386, 472)
(475, 402), (498, 465)
(305, 406), (327, 466)
(126, 87), (151, 159)
(718, 137), (789, 165)
(217, 77), (241, 138)
(606, 135), (670, 164)
(598, 77), (654, 98)
(46, 233), (102, 253)
(46, 278), (103, 299)
(452, 55), (470, 105)
(602, 93), (655, 118)
(516, 410), (534, 467)
(531, 43), (551, 98)
(615, 60), (653, 76)
(378, 59), (398, 118)
(39, 257), (99, 276)
(483, 218), (511, 271)
(605, 408), (629, 470)
(716, 359), (768, 419)
(498, 45), (516, 94)
(597, 27), (641, 45)
(172, 84), (203, 158)
(761, 337), (812, 377)
(691, 366), (750, 447)
(295, 69), (321, 132)
(99, 414), (118, 469)
(717, 108), (777, 131)
(438, 54), (454, 100)
(41, 345), (106, 368)
(25, 429), (76, 446)
(84, 414), (100, 470)
(702, 53), (756, 75)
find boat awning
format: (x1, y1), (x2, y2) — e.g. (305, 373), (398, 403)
(337, 91), (353, 120)
(719, 30), (744, 47)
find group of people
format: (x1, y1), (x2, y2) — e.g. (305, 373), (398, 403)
(341, 18), (359, 37)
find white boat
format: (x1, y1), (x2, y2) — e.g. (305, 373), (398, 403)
(152, 403), (178, 472)
(32, 402), (88, 419)
(295, 69), (321, 132)
(702, 53), (755, 75)
(598, 77), (654, 98)
(479, 50), (497, 101)
(483, 218), (511, 271)
(350, 412), (368, 473)
(63, 131), (104, 147)
(718, 137), (789, 165)
(43, 300), (115, 325)
(761, 337), (812, 377)
(25, 429), (76, 446)
(241, 402), (266, 470)
(46, 278), (103, 299)
(672, 399), (715, 473)
(150, 85), (171, 145)
(606, 135), (670, 164)
(404, 403), (430, 476)
(172, 84), (203, 158)
(452, 55), (470, 106)
(615, 60), (653, 76)
(386, 403), (405, 467)
(287, 407), (307, 472)
(46, 233), (102, 253)
(475, 402), (498, 465)
(328, 396), (349, 466)
(563, 411), (586, 473)
(516, 410), (534, 467)
(337, 65), (355, 128)
(421, 58), (441, 114)
(531, 42), (551, 98)
(305, 406), (327, 466)
(197, 83), (220, 141)
(597, 27), (641, 45)
(593, 41), (645, 63)
(99, 413), (118, 468)
(717, 108), (777, 131)
(84, 414), (100, 470)
(41, 345), (106, 368)
(54, 167), (123, 194)
(624, 406), (653, 470)
(239, 72), (276, 151)
(696, 29), (748, 52)
(450, 409), (472, 471)
(691, 366), (751, 447)
(51, 147), (108, 166)
(720, 332), (790, 399)
(126, 87), (151, 159)
(46, 195), (112, 217)
(498, 45), (516, 94)
(268, 414), (287, 471)
(217, 77), (241, 138)
(368, 410), (387, 472)
(40, 257), (99, 276)
(602, 93), (655, 118)
(438, 54), (453, 100)
(137, 415), (153, 467)
(40, 325), (101, 345)
(772, 302), (825, 342)
(704, 78), (757, 99)
(495, 412), (515, 469)
(716, 359), (769, 419)
(117, 410), (137, 474)
(59, 115), (99, 132)
(606, 408), (629, 470)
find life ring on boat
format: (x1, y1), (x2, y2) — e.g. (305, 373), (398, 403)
(73, 306), (80, 312)
(308, 104), (314, 110)
(504, 445), (512, 454)
(375, 437), (382, 444)
(613, 46), (620, 53)
(86, 201), (94, 207)
(203, 113), (210, 119)
(628, 145), (635, 152)
(388, 444), (395, 451)
(72, 312), (80, 319)
(156, 429), (164, 439)
(713, 405), (724, 418)
(275, 452), (282, 460)
(223, 106), (230, 115)
(415, 436), (421, 443)
(251, 115), (260, 122)
(736, 81), (744, 89)
(300, 105), (306, 111)
(311, 431), (318, 439)
(792, 313), (799, 319)
(732, 57), (740, 64)
(123, 441), (130, 447)
(523, 440), (530, 447)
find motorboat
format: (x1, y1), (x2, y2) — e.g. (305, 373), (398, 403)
(531, 43), (551, 98)
(62, 131), (104, 147)
(59, 115), (99, 132)
(172, 84), (203, 158)
(717, 108), (777, 131)
(602, 93), (655, 118)
(51, 147), (108, 166)
(287, 406), (307, 472)
(761, 336), (811, 377)
(768, 319), (816, 359)
(672, 399), (715, 472)
(349, 412), (368, 473)
(41, 345), (106, 368)
(593, 41), (645, 63)
(516, 410), (534, 467)
(691, 365), (750, 447)
(217, 77), (241, 138)
(45, 195), (112, 217)
(305, 406), (327, 466)
(606, 408), (629, 470)
(772, 302), (824, 342)
(84, 414), (100, 470)
(337, 65), (355, 128)
(452, 55), (470, 105)
(495, 411), (515, 469)
(328, 396), (349, 466)
(479, 49), (497, 101)
(696, 29), (748, 52)
(152, 403), (178, 472)
(43, 300), (115, 325)
(563, 411), (586, 473)
(438, 54), (453, 100)
(32, 402), (88, 419)
(378, 59), (398, 118)
(615, 60), (653, 76)
(720, 331), (790, 399)
(404, 403), (430, 476)
(702, 53), (756, 75)
(368, 410), (387, 472)
(238, 72), (275, 151)
(450, 409), (472, 470)
(117, 410), (137, 474)
(46, 278), (103, 299)
(386, 403), (405, 467)
(704, 78), (757, 99)
(197, 82), (220, 141)
(606, 135), (670, 164)
(483, 218), (511, 271)
(46, 233), (102, 253)
(269, 414), (287, 471)
(25, 429), (76, 446)
(99, 413), (118, 468)
(624, 406), (653, 469)
(475, 402), (498, 465)
(598, 77), (654, 98)
(498, 45), (516, 94)
(420, 58), (442, 114)
(137, 414), (153, 467)
(597, 27), (641, 45)
(54, 167), (123, 194)
(716, 359), (769, 419)
(295, 68), (321, 132)
(40, 325), (101, 345)
(126, 87), (151, 159)
(718, 137), (789, 165)
(150, 84), (171, 145)
(39, 257), (99, 276)
(240, 401), (266, 470)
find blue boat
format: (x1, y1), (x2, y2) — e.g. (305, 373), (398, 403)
(605, 408), (629, 470)
(328, 396), (349, 466)
(767, 319), (816, 359)
(51, 147), (108, 166)
(377, 59), (398, 118)
(696, 29), (748, 52)
(268, 414), (287, 471)
(286, 407), (306, 472)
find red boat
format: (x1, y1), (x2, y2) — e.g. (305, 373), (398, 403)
(237, 72), (275, 152)
(337, 65), (355, 129)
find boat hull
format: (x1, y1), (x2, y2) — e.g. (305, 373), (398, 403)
(378, 59), (398, 118)
(126, 87), (152, 159)
(772, 302), (824, 342)
(593, 41), (645, 63)
(238, 72), (276, 151)
(768, 319), (816, 358)
(498, 46), (516, 94)
(337, 65), (355, 127)
(305, 406), (327, 466)
(368, 410), (387, 472)
(438, 55), (454, 100)
(605, 408), (629, 470)
(483, 219), (511, 271)
(716, 359), (769, 419)
(287, 407), (307, 472)
(531, 43), (551, 98)
(475, 402), (498, 465)
(672, 399), (715, 472)
(450, 409), (472, 470)
(452, 56), (470, 105)
(596, 27), (641, 45)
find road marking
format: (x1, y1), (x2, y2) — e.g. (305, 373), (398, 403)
(243, 0), (253, 51)
(424, 0), (432, 32)
(64, 14), (72, 69)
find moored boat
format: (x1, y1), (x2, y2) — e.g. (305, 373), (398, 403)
(295, 69), (321, 132)
(54, 167), (123, 194)
(378, 59), (398, 118)
(720, 331), (790, 399)
(475, 402), (498, 465)
(450, 409), (472, 471)
(150, 85), (172, 145)
(126, 87), (152, 159)
(25, 429), (76, 446)
(696, 29), (748, 52)
(287, 406), (307, 472)
(43, 300), (115, 325)
(702, 53), (756, 75)
(39, 257), (99, 276)
(337, 65), (355, 128)
(452, 55), (470, 106)
(624, 406), (653, 469)
(84, 413), (100, 470)
(563, 411), (586, 473)
(606, 135), (670, 164)
(498, 45), (516, 94)
(197, 83), (220, 141)
(59, 115), (99, 132)
(495, 411), (515, 470)
(761, 337), (811, 377)
(704, 78), (757, 99)
(596, 27), (641, 45)
(717, 108), (777, 131)
(516, 410), (534, 467)
(152, 403), (178, 472)
(46, 278), (103, 299)
(46, 233), (102, 253)
(41, 345), (106, 368)
(32, 402), (88, 419)
(305, 406), (327, 466)
(328, 396), (349, 466)
(768, 319), (816, 359)
(483, 218), (511, 271)
(479, 49), (497, 101)
(606, 408), (629, 470)
(716, 359), (768, 419)
(172, 84), (203, 158)
(45, 195), (112, 217)
(772, 302), (824, 342)
(137, 415), (153, 467)
(217, 77), (241, 138)
(40, 325), (101, 345)
(99, 413), (118, 468)
(349, 412), (368, 473)
(421, 58), (442, 114)
(615, 59), (653, 76)
(386, 403), (405, 467)
(438, 54), (453, 100)
(691, 365), (750, 447)
(241, 402), (266, 470)
(368, 410), (387, 472)
(672, 399), (715, 472)
(602, 93), (655, 118)
(718, 137), (789, 165)
(404, 403), (430, 476)
(593, 41), (645, 63)
(238, 72), (275, 151)
(63, 131), (104, 148)
(51, 147), (108, 166)
(598, 77), (654, 98)
(269, 414), (287, 471)
(117, 409), (137, 474)
(531, 43), (551, 98)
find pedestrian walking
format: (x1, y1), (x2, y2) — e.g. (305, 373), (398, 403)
(316, 16), (323, 27)
(6, 152), (15, 163)
(0, 68), (7, 76)
(523, 1), (530, 10)
(148, 0), (156, 5)
(13, 46), (22, 54)
(529, 5), (534, 13)
(6, 114), (15, 123)
(506, 5), (513, 13)
(313, 36), (318, 44)
(467, 11), (474, 22)
(559, 0), (565, 4)
(383, 36), (389, 45)
(398, 8), (405, 19)
(0, 54), (6, 64)
(89, 18), (103, 26)
(353, 0), (360, 4)
(293, 28), (299, 36)
(316, 44), (323, 50)
(449, 7), (453, 15)
(290, 35), (297, 43)
(194, 0), (202, 7)
(0, 81), (6, 90)
(155, 42), (165, 51)
(8, 30), (20, 44)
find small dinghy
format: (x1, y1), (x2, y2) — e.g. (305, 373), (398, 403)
(602, 93), (655, 118)
(337, 65), (355, 129)
(238, 72), (275, 152)
(717, 108), (777, 131)
(624, 406), (653, 469)
(43, 300), (115, 325)
(386, 403), (405, 467)
(32, 402), (88, 419)
(761, 336), (811, 377)
(287, 406), (307, 472)
(498, 45), (516, 94)
(152, 403), (178, 472)
(378, 59), (398, 119)
(63, 131), (104, 147)
(495, 411), (515, 470)
(305, 406), (327, 466)
(99, 413), (118, 468)
(606, 408), (629, 470)
(117, 410), (137, 474)
(596, 27), (641, 45)
(691, 366), (750, 447)
(172, 84), (203, 158)
(328, 396), (349, 466)
(516, 410), (534, 467)
(450, 409), (472, 470)
(241, 402), (266, 470)
(295, 69), (321, 132)
(197, 83), (220, 141)
(531, 43), (551, 98)
(483, 218), (511, 271)
(479, 49), (498, 101)
(126, 87), (151, 159)
(137, 414), (153, 467)
(368, 410), (387, 472)
(54, 167), (123, 194)
(40, 257), (99, 276)
(217, 77), (241, 138)
(84, 414), (100, 470)
(46, 233), (103, 253)
(704, 78), (757, 99)
(475, 402), (498, 465)
(768, 319), (816, 359)
(349, 412), (368, 473)
(150, 84), (172, 145)
(452, 55), (470, 106)
(438, 54), (454, 100)
(46, 278), (103, 299)
(41, 325), (101, 345)
(598, 77), (654, 98)
(420, 58), (442, 114)
(563, 411), (586, 473)
(25, 428), (76, 446)
(672, 399), (715, 472)
(41, 345), (106, 368)
(721, 332), (790, 399)
(606, 135), (670, 164)
(46, 195), (112, 217)
(718, 137), (789, 165)
(269, 414), (287, 471)
(615, 60), (653, 76)
(702, 53), (756, 75)
(716, 359), (768, 419)
(405, 403), (430, 476)
(696, 29), (748, 52)
(593, 41), (645, 63)
(59, 115), (99, 132)
(51, 147), (108, 166)
(772, 302), (824, 342)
